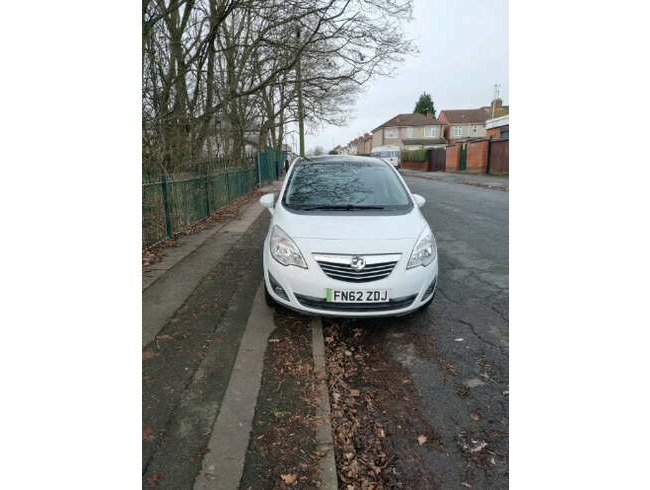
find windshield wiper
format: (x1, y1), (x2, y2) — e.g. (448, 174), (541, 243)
(299, 204), (385, 211)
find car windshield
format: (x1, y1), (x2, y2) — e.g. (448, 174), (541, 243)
(283, 159), (411, 211)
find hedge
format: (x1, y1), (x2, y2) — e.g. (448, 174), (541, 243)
(401, 148), (428, 162)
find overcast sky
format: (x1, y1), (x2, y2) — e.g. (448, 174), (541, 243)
(295, 0), (509, 153)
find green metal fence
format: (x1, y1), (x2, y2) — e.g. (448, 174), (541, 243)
(142, 149), (281, 248)
(258, 148), (284, 185)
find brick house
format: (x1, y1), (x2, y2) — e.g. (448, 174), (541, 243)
(362, 133), (373, 155)
(355, 136), (365, 155)
(371, 113), (446, 149)
(439, 98), (509, 143)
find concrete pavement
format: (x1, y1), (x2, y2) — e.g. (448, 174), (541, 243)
(400, 168), (509, 192)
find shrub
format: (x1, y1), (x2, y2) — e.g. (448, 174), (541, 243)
(401, 148), (428, 162)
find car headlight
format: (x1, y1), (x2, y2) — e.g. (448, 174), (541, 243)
(407, 228), (437, 269)
(269, 225), (307, 268)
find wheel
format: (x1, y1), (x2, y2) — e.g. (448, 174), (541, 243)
(264, 282), (276, 307)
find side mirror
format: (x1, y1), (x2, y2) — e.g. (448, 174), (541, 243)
(412, 194), (426, 208)
(259, 193), (275, 214)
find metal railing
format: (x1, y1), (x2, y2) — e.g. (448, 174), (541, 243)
(142, 149), (284, 248)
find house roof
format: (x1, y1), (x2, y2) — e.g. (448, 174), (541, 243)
(372, 113), (442, 132)
(438, 109), (491, 124)
(402, 137), (447, 146)
(486, 114), (509, 129)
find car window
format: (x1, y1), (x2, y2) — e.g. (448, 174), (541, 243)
(283, 160), (411, 210)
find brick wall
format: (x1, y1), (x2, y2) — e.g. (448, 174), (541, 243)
(446, 145), (459, 172)
(486, 127), (500, 139)
(401, 160), (429, 171)
(467, 140), (489, 174)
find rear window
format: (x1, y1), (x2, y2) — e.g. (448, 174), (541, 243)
(283, 159), (411, 211)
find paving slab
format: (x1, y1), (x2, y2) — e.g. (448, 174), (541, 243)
(142, 182), (281, 347)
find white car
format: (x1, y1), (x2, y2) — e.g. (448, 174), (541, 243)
(370, 145), (400, 168)
(260, 155), (438, 317)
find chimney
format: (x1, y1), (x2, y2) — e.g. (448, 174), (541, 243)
(492, 98), (503, 108)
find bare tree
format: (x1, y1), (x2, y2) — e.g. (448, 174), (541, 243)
(142, 0), (416, 175)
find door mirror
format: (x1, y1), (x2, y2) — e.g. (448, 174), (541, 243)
(259, 193), (275, 214)
(412, 194), (426, 208)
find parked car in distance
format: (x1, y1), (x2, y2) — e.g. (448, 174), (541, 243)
(259, 155), (438, 317)
(370, 145), (400, 168)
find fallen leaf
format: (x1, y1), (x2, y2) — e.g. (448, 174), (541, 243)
(142, 349), (158, 361)
(470, 441), (488, 453)
(147, 474), (164, 486)
(280, 473), (298, 485)
(417, 435), (427, 446)
(349, 389), (361, 397)
(470, 412), (480, 421)
(461, 482), (472, 488)
(156, 334), (174, 341)
(142, 424), (155, 441)
(454, 338), (464, 342)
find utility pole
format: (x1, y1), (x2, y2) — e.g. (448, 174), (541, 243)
(295, 26), (305, 157)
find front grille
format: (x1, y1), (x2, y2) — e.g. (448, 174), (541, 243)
(313, 254), (400, 283)
(295, 294), (417, 312)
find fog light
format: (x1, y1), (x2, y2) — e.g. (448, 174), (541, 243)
(422, 276), (437, 300)
(269, 272), (289, 301)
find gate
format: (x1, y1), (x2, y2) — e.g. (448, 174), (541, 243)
(257, 147), (282, 184)
(459, 144), (467, 171)
(488, 139), (509, 175)
(428, 148), (446, 171)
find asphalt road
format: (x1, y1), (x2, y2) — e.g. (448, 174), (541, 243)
(142, 174), (509, 489)
(323, 175), (509, 488)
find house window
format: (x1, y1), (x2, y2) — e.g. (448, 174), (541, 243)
(424, 126), (436, 137)
(406, 127), (414, 138)
(453, 126), (463, 137)
(472, 125), (478, 134)
(384, 128), (398, 139)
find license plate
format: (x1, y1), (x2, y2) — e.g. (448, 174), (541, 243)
(325, 288), (389, 303)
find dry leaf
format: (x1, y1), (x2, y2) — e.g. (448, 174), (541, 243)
(461, 483), (472, 488)
(142, 349), (158, 361)
(156, 334), (174, 341)
(147, 474), (164, 486)
(470, 412), (480, 421)
(417, 435), (427, 446)
(470, 441), (488, 453)
(142, 424), (155, 441)
(349, 389), (361, 397)
(280, 473), (298, 485)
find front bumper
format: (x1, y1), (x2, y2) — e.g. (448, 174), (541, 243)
(263, 241), (438, 318)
